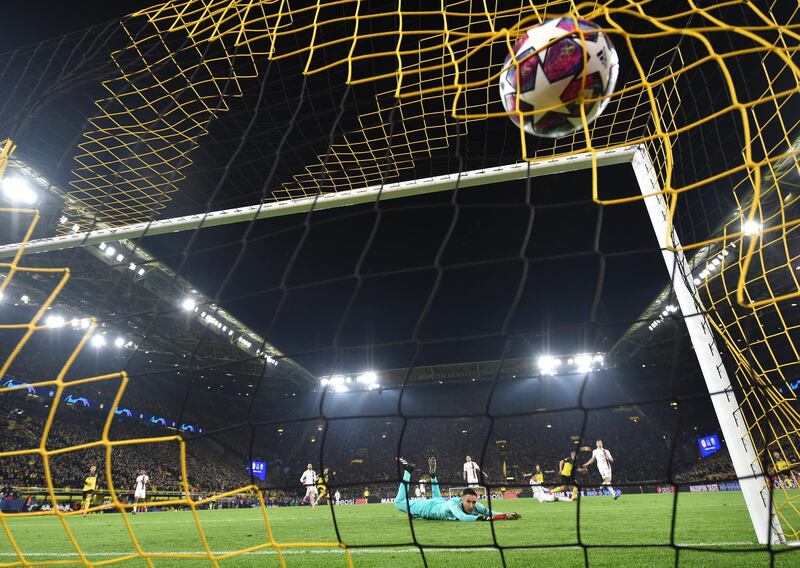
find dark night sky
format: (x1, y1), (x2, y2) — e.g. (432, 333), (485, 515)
(0, 2), (147, 53)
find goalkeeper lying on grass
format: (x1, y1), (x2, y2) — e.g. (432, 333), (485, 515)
(394, 456), (521, 522)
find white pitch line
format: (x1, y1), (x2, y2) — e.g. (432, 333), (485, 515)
(0, 502), (736, 526)
(0, 543), (761, 557)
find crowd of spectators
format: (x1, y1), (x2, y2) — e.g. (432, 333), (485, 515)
(0, 392), (249, 496)
(2, 375), (766, 506)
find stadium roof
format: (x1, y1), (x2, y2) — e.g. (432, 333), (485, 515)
(1, 157), (316, 390)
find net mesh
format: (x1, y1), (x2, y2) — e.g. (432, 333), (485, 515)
(0, 0), (799, 566)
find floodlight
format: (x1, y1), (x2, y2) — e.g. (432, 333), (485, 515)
(114, 337), (125, 348)
(1, 176), (37, 204)
(537, 356), (560, 375)
(742, 220), (762, 235)
(181, 297), (196, 311)
(575, 354), (593, 373)
(44, 315), (65, 328)
(91, 335), (106, 348)
(357, 371), (377, 384)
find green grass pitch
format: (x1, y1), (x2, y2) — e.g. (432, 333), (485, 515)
(2, 493), (798, 567)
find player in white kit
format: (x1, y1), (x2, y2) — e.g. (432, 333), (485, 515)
(526, 464), (567, 502)
(132, 469), (149, 514)
(300, 463), (319, 508)
(463, 456), (481, 488)
(582, 440), (619, 499)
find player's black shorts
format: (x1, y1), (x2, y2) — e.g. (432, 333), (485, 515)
(82, 490), (94, 501)
(560, 475), (575, 486)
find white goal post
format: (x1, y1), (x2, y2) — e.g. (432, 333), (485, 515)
(447, 486), (489, 499)
(630, 146), (784, 545)
(0, 142), (783, 543)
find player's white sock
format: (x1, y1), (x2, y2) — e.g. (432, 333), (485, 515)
(603, 483), (616, 497)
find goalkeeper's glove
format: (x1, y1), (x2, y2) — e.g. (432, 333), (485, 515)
(476, 513), (520, 521)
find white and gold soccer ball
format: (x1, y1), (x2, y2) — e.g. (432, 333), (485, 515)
(499, 18), (619, 138)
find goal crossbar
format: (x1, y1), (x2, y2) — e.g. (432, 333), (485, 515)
(0, 145), (637, 260)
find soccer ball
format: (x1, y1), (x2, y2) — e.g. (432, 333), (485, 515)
(499, 18), (619, 138)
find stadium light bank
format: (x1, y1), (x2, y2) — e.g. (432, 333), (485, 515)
(319, 372), (380, 392)
(537, 353), (605, 376)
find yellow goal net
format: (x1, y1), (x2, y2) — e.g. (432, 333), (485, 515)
(1, 1), (799, 565)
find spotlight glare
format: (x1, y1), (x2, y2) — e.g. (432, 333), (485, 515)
(90, 335), (106, 348)
(180, 297), (196, 311)
(357, 371), (377, 384)
(537, 356), (560, 375)
(44, 315), (65, 328)
(114, 337), (125, 348)
(1, 176), (37, 204)
(742, 220), (762, 236)
(575, 354), (593, 373)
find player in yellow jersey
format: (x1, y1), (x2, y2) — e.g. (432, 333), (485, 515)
(81, 465), (98, 517)
(317, 467), (334, 505)
(772, 451), (796, 488)
(548, 451), (578, 501)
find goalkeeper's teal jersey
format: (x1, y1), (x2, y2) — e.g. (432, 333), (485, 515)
(409, 496), (492, 521)
(395, 470), (493, 521)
